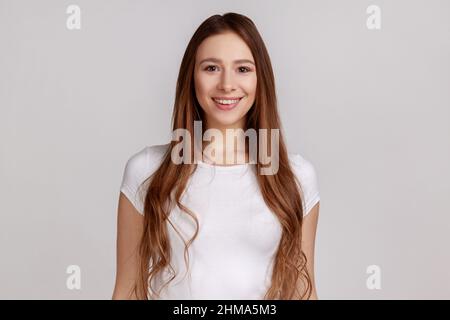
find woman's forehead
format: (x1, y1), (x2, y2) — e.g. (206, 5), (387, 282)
(196, 33), (254, 62)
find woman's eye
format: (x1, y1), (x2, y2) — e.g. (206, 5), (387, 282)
(205, 65), (218, 72)
(204, 65), (252, 73)
(238, 66), (251, 73)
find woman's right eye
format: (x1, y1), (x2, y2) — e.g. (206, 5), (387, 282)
(205, 65), (218, 72)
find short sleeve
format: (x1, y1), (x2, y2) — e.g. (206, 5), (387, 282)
(119, 143), (171, 215)
(290, 154), (321, 217)
(119, 147), (150, 215)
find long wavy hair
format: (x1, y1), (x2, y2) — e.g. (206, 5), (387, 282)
(133, 12), (312, 300)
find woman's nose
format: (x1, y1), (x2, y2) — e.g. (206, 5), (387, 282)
(217, 69), (237, 92)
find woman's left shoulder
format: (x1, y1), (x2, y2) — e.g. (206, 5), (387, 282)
(288, 152), (321, 216)
(288, 153), (318, 179)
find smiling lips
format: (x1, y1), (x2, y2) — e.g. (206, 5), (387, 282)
(212, 96), (244, 111)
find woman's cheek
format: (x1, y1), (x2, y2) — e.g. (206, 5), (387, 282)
(194, 76), (210, 108)
(244, 79), (257, 102)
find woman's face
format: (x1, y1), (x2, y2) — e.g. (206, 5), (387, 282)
(194, 32), (257, 131)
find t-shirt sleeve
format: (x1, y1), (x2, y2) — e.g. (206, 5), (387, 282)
(119, 147), (150, 215)
(291, 154), (321, 217)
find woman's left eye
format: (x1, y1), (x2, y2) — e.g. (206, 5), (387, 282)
(238, 66), (251, 73)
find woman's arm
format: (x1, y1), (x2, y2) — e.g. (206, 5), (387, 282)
(112, 192), (144, 299)
(301, 202), (320, 300)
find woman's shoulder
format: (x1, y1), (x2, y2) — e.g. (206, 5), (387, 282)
(288, 152), (317, 180)
(125, 143), (170, 171)
(119, 143), (170, 214)
(288, 152), (321, 216)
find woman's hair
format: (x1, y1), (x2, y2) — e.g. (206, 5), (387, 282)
(133, 12), (312, 300)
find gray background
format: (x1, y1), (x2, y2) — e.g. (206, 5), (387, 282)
(1, 0), (449, 299)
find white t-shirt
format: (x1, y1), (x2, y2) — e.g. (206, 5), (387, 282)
(119, 143), (320, 299)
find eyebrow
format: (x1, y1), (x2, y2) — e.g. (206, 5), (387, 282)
(199, 58), (255, 66)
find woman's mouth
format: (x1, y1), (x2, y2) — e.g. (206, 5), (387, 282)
(212, 97), (244, 111)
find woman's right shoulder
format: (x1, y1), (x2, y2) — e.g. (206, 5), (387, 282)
(119, 143), (170, 214)
(124, 143), (170, 173)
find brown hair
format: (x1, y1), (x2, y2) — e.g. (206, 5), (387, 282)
(133, 12), (312, 300)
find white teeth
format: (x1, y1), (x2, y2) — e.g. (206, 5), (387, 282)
(213, 98), (241, 105)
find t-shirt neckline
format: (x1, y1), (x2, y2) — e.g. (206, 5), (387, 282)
(196, 159), (252, 172)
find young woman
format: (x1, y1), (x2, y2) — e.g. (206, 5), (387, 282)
(113, 12), (320, 300)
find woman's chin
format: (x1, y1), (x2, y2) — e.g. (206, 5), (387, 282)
(206, 114), (246, 130)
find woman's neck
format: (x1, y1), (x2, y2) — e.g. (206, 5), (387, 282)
(201, 136), (249, 166)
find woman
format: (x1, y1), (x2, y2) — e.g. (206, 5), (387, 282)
(113, 12), (320, 300)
